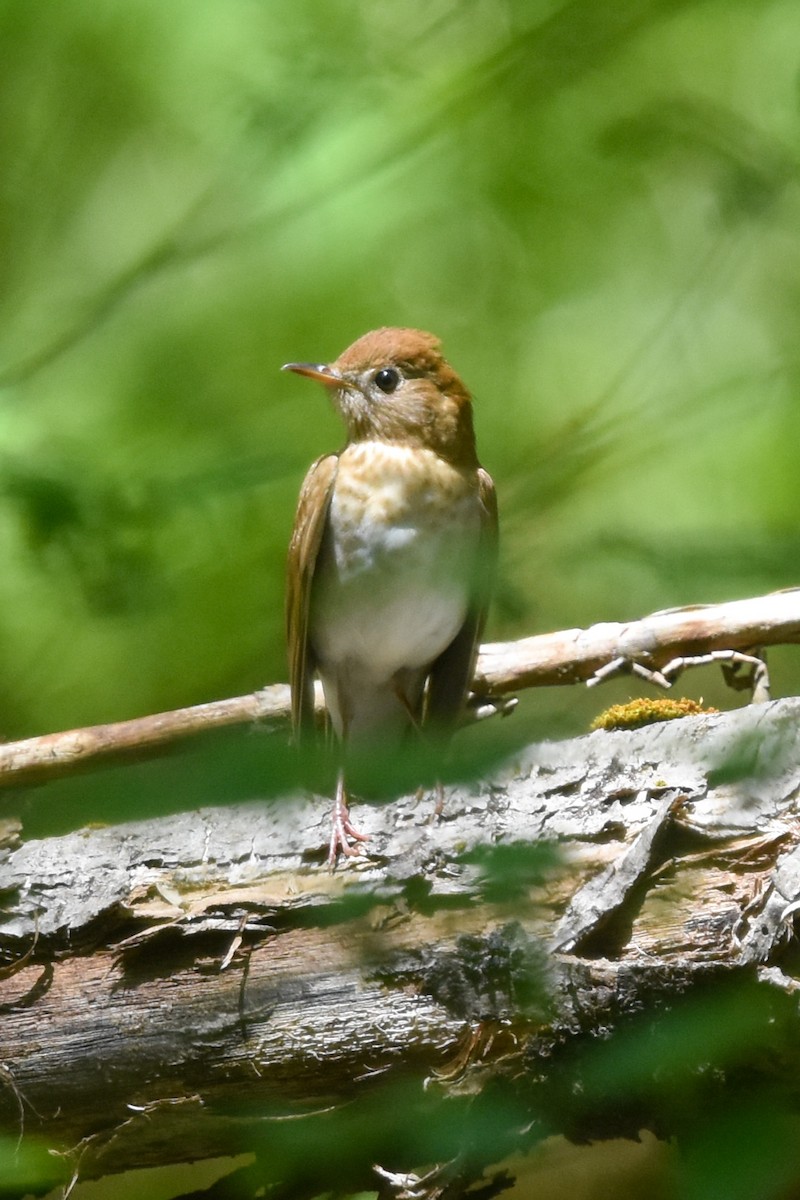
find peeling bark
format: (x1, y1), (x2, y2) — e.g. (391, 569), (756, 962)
(2, 698), (800, 1190)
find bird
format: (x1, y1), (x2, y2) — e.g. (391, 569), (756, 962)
(283, 327), (497, 864)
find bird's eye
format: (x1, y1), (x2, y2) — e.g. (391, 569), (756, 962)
(373, 367), (400, 394)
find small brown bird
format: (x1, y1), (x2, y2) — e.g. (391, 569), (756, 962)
(283, 327), (497, 863)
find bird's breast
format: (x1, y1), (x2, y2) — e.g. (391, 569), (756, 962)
(309, 442), (481, 679)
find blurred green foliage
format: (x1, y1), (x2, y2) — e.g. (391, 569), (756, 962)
(0, 1134), (63, 1197)
(0, 0), (798, 747)
(4, 7), (800, 1189)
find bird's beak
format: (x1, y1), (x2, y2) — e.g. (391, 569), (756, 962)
(281, 362), (344, 387)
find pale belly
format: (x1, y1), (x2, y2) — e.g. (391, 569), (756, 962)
(309, 443), (481, 739)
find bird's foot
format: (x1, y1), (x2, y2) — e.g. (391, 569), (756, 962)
(433, 779), (446, 819)
(328, 780), (369, 867)
(419, 780), (446, 823)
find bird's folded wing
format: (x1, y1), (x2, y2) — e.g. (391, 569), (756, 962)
(425, 466), (498, 732)
(285, 453), (339, 738)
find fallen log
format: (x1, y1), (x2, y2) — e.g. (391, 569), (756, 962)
(2, 697), (800, 1195)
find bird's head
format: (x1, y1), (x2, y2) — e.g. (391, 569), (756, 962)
(282, 327), (478, 467)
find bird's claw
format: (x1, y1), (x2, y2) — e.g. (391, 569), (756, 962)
(328, 785), (369, 867)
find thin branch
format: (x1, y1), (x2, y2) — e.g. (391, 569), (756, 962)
(0, 587), (797, 791)
(475, 586), (800, 692)
(0, 686), (293, 790)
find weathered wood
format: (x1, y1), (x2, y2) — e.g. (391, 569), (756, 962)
(1, 697), (800, 1190)
(476, 586), (800, 693)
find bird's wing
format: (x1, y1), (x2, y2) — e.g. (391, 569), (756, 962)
(425, 467), (498, 734)
(286, 453), (339, 738)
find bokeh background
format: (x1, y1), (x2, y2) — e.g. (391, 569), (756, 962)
(1, 0), (798, 753)
(4, 3), (800, 1196)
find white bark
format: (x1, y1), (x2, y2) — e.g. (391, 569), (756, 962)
(1, 697), (799, 1186)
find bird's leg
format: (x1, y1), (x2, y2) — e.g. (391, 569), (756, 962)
(432, 778), (446, 818)
(394, 679), (448, 822)
(393, 676), (424, 733)
(328, 767), (369, 867)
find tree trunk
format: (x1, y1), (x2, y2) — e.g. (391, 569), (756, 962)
(2, 697), (800, 1194)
